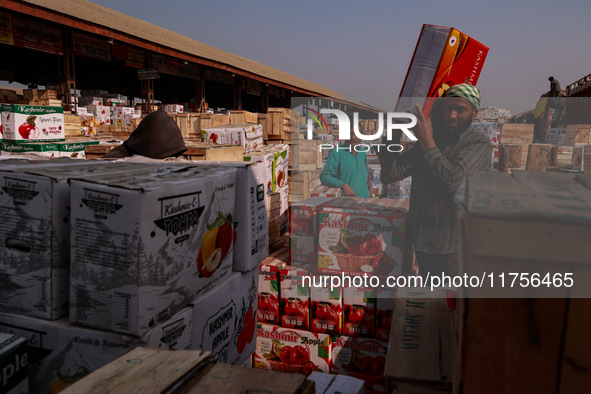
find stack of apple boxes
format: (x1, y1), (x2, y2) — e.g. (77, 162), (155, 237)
(0, 159), (267, 393)
(254, 196), (410, 394)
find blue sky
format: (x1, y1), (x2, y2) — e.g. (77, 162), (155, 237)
(90, 0), (591, 114)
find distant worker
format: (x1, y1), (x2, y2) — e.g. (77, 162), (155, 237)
(549, 76), (561, 97)
(103, 110), (187, 159)
(320, 129), (370, 198)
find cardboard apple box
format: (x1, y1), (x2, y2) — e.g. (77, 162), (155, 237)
(255, 323), (332, 374)
(317, 199), (406, 277)
(0, 332), (29, 394)
(310, 276), (343, 336)
(191, 269), (258, 367)
(331, 336), (389, 394)
(243, 144), (289, 193)
(290, 197), (334, 265)
(279, 266), (311, 331)
(0, 161), (164, 320)
(0, 105), (65, 142)
(0, 307), (193, 393)
(57, 140), (101, 159)
(258, 259), (285, 325)
(69, 165), (236, 335)
(375, 288), (395, 342)
(192, 161), (268, 272)
(0, 141), (60, 157)
(343, 285), (377, 338)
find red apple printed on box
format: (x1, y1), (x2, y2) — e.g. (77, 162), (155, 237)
(280, 266), (310, 330)
(234, 275), (258, 355)
(255, 323), (331, 375)
(258, 260), (284, 324)
(344, 286), (376, 338)
(318, 211), (403, 276)
(197, 211), (235, 278)
(331, 336), (388, 393)
(310, 282), (342, 336)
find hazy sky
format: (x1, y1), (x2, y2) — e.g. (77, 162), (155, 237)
(90, 0), (591, 114)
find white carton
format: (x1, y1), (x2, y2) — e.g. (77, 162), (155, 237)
(0, 162), (171, 320)
(0, 308), (192, 393)
(0, 332), (28, 394)
(191, 269), (258, 367)
(69, 165), (237, 335)
(194, 161), (268, 272)
(0, 105), (65, 142)
(243, 144), (289, 193)
(201, 124), (264, 153)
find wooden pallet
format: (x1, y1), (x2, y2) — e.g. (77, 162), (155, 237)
(182, 142), (243, 161)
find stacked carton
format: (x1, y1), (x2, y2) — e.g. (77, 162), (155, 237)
(0, 159), (261, 391)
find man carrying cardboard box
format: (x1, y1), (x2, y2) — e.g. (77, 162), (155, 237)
(379, 84), (491, 277)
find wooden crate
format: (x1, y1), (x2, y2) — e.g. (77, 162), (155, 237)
(61, 347), (212, 394)
(525, 143), (552, 171)
(268, 107), (292, 140)
(499, 123), (534, 144)
(498, 144), (526, 171)
(63, 114), (81, 137)
(565, 124), (591, 146)
(230, 110), (258, 125)
(174, 113), (193, 139)
(258, 114), (270, 140)
(182, 142), (243, 161)
(455, 171), (591, 394)
(551, 146), (573, 167)
(84, 143), (120, 159)
(291, 140), (322, 171)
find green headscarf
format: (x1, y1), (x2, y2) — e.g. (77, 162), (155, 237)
(443, 83), (481, 110)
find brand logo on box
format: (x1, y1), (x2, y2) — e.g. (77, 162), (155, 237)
(82, 188), (123, 217)
(159, 317), (187, 346)
(305, 109), (418, 153)
(2, 177), (39, 204)
(153, 192), (204, 240)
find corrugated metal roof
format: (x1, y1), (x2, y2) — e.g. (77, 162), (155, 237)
(20, 0), (356, 102)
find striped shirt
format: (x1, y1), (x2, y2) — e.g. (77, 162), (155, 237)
(381, 128), (492, 253)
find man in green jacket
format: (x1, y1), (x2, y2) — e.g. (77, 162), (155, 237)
(320, 132), (370, 198)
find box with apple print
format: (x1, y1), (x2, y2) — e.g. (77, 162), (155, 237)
(0, 105), (65, 142)
(191, 268), (258, 367)
(331, 336), (388, 394)
(69, 165), (237, 336)
(309, 277), (342, 336)
(257, 254), (287, 325)
(255, 323), (331, 375)
(279, 266), (310, 331)
(289, 197), (334, 265)
(243, 144), (289, 194)
(343, 284), (376, 338)
(317, 198), (406, 277)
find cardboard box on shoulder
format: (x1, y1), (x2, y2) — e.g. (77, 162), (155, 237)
(396, 25), (489, 118)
